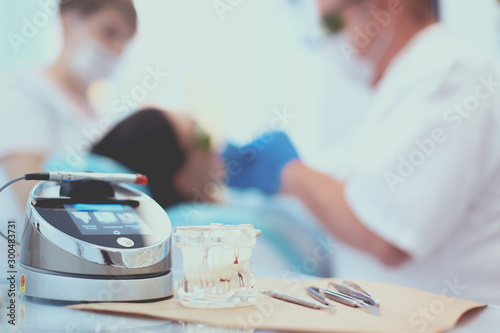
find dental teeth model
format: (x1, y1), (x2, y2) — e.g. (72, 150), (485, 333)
(174, 224), (261, 308)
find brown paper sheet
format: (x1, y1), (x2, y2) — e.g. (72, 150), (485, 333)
(69, 277), (485, 333)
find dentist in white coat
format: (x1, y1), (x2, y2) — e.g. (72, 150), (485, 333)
(237, 0), (500, 306)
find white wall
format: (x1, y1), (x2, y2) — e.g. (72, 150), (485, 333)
(0, 0), (499, 156)
(440, 0), (500, 58)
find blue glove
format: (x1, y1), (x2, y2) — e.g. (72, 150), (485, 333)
(222, 131), (299, 195)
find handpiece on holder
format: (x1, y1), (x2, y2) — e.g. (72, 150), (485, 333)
(0, 171), (149, 198)
(25, 171), (148, 185)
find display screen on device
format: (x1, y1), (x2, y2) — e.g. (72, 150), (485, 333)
(64, 204), (152, 236)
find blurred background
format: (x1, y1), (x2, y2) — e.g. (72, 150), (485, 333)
(1, 0), (499, 168)
(0, 1), (499, 319)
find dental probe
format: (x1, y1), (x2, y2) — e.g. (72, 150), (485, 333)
(261, 290), (331, 310)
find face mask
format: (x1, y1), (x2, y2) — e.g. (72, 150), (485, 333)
(67, 37), (120, 86)
(333, 31), (376, 86)
(336, 28), (395, 87)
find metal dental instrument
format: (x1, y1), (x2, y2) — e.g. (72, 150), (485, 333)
(322, 288), (381, 316)
(306, 287), (336, 309)
(261, 290), (330, 310)
(343, 280), (381, 307)
(328, 281), (380, 307)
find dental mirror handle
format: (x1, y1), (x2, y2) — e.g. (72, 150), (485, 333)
(323, 289), (361, 307)
(261, 290), (329, 310)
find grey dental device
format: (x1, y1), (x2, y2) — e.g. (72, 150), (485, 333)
(16, 175), (173, 302)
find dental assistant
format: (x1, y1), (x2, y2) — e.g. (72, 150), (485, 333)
(0, 0), (137, 221)
(229, 0), (500, 305)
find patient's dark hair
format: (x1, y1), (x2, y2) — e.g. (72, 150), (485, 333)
(60, 0), (137, 33)
(92, 108), (186, 208)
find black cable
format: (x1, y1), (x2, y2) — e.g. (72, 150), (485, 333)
(25, 172), (50, 181)
(0, 175), (27, 245)
(0, 175), (26, 194)
(0, 173), (50, 194)
(0, 230), (20, 246)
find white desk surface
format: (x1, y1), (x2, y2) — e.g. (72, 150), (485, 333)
(2, 290), (498, 333)
(1, 268), (498, 333)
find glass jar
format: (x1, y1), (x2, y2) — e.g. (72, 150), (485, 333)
(174, 224), (261, 308)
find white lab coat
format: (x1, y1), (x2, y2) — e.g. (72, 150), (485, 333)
(0, 70), (100, 224)
(330, 24), (500, 305)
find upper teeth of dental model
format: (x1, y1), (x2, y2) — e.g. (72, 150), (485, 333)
(175, 224), (260, 295)
(181, 246), (253, 293)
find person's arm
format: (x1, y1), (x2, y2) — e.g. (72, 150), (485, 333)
(1, 154), (45, 208)
(0, 82), (54, 208)
(281, 160), (410, 267)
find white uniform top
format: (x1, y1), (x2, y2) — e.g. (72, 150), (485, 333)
(332, 24), (500, 305)
(0, 70), (99, 223)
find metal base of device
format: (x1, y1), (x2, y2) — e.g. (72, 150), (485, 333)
(19, 265), (174, 302)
